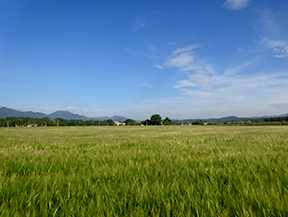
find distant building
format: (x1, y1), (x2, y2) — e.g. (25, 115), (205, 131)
(26, 123), (38, 127)
(113, 121), (125, 126)
(204, 122), (213, 125)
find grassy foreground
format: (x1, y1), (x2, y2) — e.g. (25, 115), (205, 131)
(0, 126), (288, 216)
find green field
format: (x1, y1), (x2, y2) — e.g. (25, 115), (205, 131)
(0, 126), (288, 216)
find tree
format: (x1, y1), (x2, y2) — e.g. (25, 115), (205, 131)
(163, 117), (171, 125)
(85, 120), (94, 126)
(125, 119), (136, 126)
(101, 119), (114, 126)
(142, 119), (150, 126)
(150, 114), (162, 125)
(192, 120), (205, 125)
(107, 119), (114, 126)
(94, 120), (101, 126)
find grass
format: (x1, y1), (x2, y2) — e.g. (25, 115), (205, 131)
(0, 126), (288, 216)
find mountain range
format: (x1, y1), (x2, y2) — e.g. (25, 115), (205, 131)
(0, 107), (129, 122)
(0, 106), (287, 122)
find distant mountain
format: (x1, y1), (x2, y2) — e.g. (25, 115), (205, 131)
(48, 111), (89, 120)
(205, 116), (253, 123)
(173, 115), (271, 124)
(0, 107), (130, 121)
(0, 107), (46, 119)
(90, 115), (129, 121)
(90, 116), (110, 121)
(111, 115), (128, 122)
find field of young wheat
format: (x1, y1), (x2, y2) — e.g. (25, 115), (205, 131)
(0, 126), (287, 216)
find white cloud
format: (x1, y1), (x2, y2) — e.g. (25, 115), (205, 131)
(119, 70), (288, 119)
(131, 11), (163, 30)
(148, 45), (157, 52)
(164, 44), (202, 71)
(223, 57), (261, 75)
(165, 52), (194, 69)
(257, 10), (288, 58)
(132, 16), (146, 29)
(155, 64), (164, 69)
(174, 80), (196, 89)
(55, 105), (100, 114)
(123, 47), (142, 55)
(164, 44), (214, 91)
(140, 82), (153, 88)
(223, 0), (251, 10)
(175, 72), (212, 91)
(172, 44), (200, 55)
(274, 46), (288, 58)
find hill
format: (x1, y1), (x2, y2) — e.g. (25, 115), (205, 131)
(48, 111), (89, 120)
(0, 107), (129, 121)
(0, 107), (47, 119)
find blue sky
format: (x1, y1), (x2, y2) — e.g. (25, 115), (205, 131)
(1, 0), (288, 119)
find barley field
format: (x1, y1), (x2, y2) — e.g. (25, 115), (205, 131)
(0, 126), (288, 216)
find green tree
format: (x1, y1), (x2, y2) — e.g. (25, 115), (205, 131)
(192, 120), (205, 125)
(142, 119), (150, 126)
(94, 120), (101, 126)
(150, 114), (162, 125)
(107, 119), (114, 126)
(124, 119), (136, 126)
(85, 120), (94, 126)
(163, 117), (171, 125)
(102, 119), (114, 126)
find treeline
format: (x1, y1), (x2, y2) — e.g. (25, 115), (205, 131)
(0, 114), (177, 127)
(0, 117), (117, 127)
(243, 116), (288, 126)
(2, 115), (288, 127)
(180, 116), (288, 126)
(264, 116), (288, 122)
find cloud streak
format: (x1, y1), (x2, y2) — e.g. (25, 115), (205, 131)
(132, 16), (146, 29)
(257, 10), (288, 58)
(164, 44), (201, 71)
(140, 82), (153, 88)
(223, 0), (251, 10)
(164, 44), (214, 91)
(120, 69), (288, 119)
(155, 64), (164, 69)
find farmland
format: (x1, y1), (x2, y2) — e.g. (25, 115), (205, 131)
(0, 126), (288, 216)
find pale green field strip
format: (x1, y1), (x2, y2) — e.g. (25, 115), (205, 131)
(0, 126), (288, 216)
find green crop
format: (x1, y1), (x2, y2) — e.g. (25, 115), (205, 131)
(0, 126), (287, 216)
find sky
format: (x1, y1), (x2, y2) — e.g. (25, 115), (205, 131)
(1, 0), (288, 120)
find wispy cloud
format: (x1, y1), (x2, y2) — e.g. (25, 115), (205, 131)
(120, 69), (288, 119)
(164, 44), (214, 91)
(147, 44), (161, 59)
(140, 82), (153, 88)
(131, 11), (163, 30)
(165, 52), (195, 69)
(124, 44), (161, 59)
(223, 56), (261, 75)
(164, 44), (200, 71)
(148, 45), (158, 52)
(55, 105), (101, 114)
(223, 0), (251, 10)
(132, 16), (147, 29)
(171, 44), (200, 55)
(154, 64), (164, 69)
(274, 46), (288, 58)
(123, 47), (142, 55)
(257, 10), (288, 58)
(140, 40), (288, 118)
